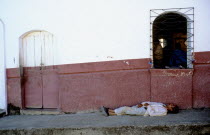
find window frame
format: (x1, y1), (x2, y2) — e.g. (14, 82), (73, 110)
(150, 7), (194, 69)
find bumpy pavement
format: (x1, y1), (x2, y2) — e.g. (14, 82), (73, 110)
(0, 109), (210, 135)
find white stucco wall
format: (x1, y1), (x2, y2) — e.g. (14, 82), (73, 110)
(0, 0), (209, 69)
(0, 19), (6, 110)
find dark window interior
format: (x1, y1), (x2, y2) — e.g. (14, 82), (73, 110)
(153, 13), (187, 69)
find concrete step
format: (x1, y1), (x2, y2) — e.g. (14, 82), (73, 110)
(0, 109), (210, 135)
(20, 109), (62, 115)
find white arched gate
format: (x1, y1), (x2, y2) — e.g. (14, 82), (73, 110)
(20, 31), (58, 109)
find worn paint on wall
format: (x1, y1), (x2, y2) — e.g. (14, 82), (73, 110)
(0, 0), (210, 68)
(60, 69), (150, 112)
(6, 68), (22, 108)
(1, 0), (210, 111)
(6, 52), (210, 111)
(150, 69), (193, 109)
(193, 51), (210, 108)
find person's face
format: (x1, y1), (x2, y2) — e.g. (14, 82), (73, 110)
(137, 104), (143, 108)
(176, 38), (186, 45)
(167, 104), (175, 111)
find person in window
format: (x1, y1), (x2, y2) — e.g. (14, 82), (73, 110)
(169, 37), (187, 68)
(154, 39), (164, 68)
(100, 102), (179, 117)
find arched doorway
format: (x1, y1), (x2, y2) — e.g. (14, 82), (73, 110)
(153, 12), (188, 69)
(20, 31), (59, 109)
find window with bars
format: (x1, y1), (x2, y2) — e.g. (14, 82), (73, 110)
(150, 7), (194, 69)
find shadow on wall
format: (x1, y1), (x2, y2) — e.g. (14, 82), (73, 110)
(8, 103), (20, 115)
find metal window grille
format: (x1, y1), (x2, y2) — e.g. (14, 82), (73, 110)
(150, 7), (194, 69)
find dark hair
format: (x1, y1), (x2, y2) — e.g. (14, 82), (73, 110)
(175, 43), (181, 50)
(168, 105), (179, 114)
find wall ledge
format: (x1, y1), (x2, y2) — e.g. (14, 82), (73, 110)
(194, 51), (210, 64)
(7, 68), (20, 78)
(150, 69), (194, 76)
